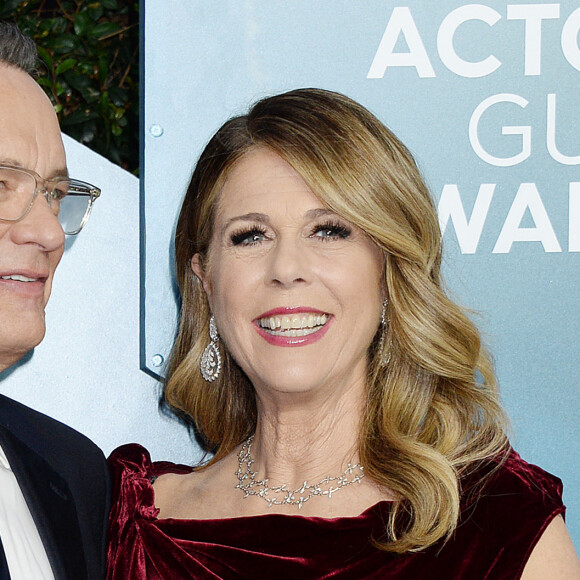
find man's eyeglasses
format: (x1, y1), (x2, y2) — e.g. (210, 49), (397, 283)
(0, 165), (101, 235)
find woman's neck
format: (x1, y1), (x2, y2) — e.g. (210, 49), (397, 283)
(249, 384), (365, 489)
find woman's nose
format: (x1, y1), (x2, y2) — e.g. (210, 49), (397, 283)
(266, 236), (310, 287)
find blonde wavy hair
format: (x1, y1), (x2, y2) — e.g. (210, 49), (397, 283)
(166, 88), (510, 552)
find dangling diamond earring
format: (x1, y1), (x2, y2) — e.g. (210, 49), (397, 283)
(380, 298), (391, 366)
(201, 315), (222, 382)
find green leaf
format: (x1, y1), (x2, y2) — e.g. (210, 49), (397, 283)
(63, 110), (100, 126)
(50, 17), (69, 35)
(36, 46), (53, 69)
(74, 13), (92, 36)
(102, 0), (119, 10)
(65, 73), (91, 92)
(81, 86), (102, 104)
(55, 80), (72, 98)
(46, 34), (79, 55)
(97, 54), (110, 85)
(90, 22), (122, 40)
(108, 86), (128, 107)
(76, 120), (99, 144)
(74, 61), (94, 76)
(87, 4), (105, 21)
(36, 77), (53, 88)
(56, 58), (78, 75)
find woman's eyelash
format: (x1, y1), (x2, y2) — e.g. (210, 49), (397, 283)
(230, 226), (268, 246)
(229, 220), (351, 246)
(311, 220), (352, 240)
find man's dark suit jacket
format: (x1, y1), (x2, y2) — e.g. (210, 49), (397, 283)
(0, 394), (110, 579)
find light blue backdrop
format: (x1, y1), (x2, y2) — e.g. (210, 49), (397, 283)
(144, 0), (579, 546)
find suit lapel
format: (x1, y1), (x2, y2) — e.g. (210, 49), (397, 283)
(0, 534), (10, 580)
(0, 425), (86, 580)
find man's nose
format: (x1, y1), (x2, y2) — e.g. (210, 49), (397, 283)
(10, 193), (65, 250)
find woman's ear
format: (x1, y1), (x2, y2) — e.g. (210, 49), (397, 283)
(191, 254), (212, 305)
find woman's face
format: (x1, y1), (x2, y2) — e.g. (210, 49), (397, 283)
(192, 147), (384, 399)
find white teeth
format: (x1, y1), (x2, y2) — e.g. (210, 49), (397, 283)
(1, 275), (38, 282)
(258, 313), (329, 334)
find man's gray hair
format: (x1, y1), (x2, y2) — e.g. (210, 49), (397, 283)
(0, 21), (37, 75)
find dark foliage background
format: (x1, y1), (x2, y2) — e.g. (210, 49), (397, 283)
(2, 0), (139, 174)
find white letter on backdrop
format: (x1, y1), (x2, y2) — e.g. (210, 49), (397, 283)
(469, 94), (531, 167)
(547, 93), (580, 165)
(367, 7), (436, 78)
(493, 183), (562, 253)
(437, 4), (502, 77)
(562, 7), (580, 71)
(438, 184), (495, 254)
(506, 4), (560, 75)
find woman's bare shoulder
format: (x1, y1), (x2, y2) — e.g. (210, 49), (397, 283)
(152, 453), (238, 520)
(521, 516), (580, 579)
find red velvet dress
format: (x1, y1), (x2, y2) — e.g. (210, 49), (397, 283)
(106, 444), (564, 579)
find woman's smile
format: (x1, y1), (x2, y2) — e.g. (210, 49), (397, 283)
(254, 307), (332, 346)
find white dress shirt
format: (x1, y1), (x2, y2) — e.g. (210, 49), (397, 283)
(0, 444), (54, 579)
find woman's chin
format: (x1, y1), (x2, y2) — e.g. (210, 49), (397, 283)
(251, 371), (328, 398)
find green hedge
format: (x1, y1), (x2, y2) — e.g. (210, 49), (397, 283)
(3, 0), (139, 174)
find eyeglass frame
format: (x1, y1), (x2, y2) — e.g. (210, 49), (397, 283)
(0, 164), (101, 235)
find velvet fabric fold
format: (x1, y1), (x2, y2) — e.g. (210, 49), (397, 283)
(106, 444), (564, 579)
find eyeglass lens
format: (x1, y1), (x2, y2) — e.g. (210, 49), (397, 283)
(0, 167), (91, 235)
(58, 193), (92, 235)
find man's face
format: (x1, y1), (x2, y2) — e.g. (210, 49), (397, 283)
(0, 64), (66, 372)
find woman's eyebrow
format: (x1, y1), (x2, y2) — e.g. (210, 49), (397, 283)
(222, 209), (339, 232)
(224, 212), (269, 227)
(219, 213), (269, 237)
(304, 208), (338, 220)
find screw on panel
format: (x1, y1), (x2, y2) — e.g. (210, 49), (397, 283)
(151, 354), (164, 367)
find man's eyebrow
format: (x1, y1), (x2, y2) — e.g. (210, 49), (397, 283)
(47, 167), (69, 180)
(0, 158), (24, 168)
(0, 158), (69, 179)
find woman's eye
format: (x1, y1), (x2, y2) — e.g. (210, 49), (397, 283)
(230, 228), (268, 246)
(312, 222), (352, 241)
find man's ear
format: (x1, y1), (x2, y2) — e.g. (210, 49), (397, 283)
(191, 254), (212, 306)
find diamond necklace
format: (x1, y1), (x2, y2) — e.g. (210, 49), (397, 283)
(235, 435), (365, 509)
